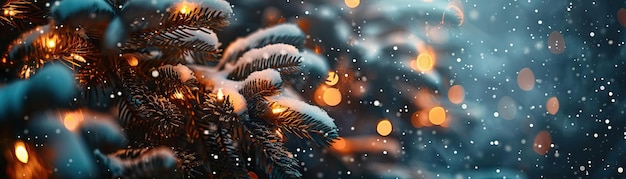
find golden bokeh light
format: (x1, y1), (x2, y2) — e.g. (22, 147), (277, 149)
(547, 31), (566, 54)
(63, 110), (84, 131)
(533, 130), (552, 155)
(517, 67), (535, 91)
(497, 96), (517, 120)
(428, 107), (446, 125)
(416, 53), (435, 72)
(448, 85), (465, 104)
(344, 0), (360, 8)
(127, 56), (139, 67)
(322, 87), (342, 106)
(618, 8), (626, 27)
(376, 119), (392, 136)
(14, 140), (28, 164)
(325, 71), (339, 86)
(546, 97), (559, 115)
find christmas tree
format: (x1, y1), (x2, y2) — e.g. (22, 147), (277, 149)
(0, 0), (338, 178)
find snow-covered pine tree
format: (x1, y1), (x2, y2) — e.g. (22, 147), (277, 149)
(0, 0), (338, 178)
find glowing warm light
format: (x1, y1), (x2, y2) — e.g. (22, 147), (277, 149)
(376, 119), (392, 136)
(416, 53), (435, 72)
(344, 0), (360, 8)
(14, 141), (28, 163)
(63, 110), (84, 131)
(533, 130), (552, 155)
(517, 67), (535, 91)
(332, 137), (347, 151)
(448, 85), (465, 104)
(217, 88), (224, 101)
(546, 97), (559, 115)
(325, 71), (339, 86)
(127, 56), (139, 67)
(322, 87), (342, 106)
(271, 106), (287, 114)
(428, 107), (446, 125)
(180, 5), (189, 14)
(547, 31), (566, 54)
(497, 96), (517, 120)
(173, 91), (184, 100)
(46, 38), (56, 48)
(618, 8), (626, 27)
(4, 9), (16, 16)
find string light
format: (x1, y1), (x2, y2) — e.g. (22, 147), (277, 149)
(45, 35), (58, 49)
(14, 140), (28, 164)
(127, 56), (139, 67)
(271, 105), (287, 114)
(217, 88), (224, 101)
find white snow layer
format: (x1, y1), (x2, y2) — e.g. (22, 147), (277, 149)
(243, 69), (283, 88)
(221, 24), (303, 62)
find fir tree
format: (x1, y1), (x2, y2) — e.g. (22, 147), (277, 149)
(0, 0), (338, 178)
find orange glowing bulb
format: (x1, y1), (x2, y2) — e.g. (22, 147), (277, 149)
(127, 56), (139, 67)
(217, 88), (224, 101)
(14, 141), (28, 163)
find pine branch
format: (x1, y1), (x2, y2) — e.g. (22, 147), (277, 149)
(244, 122), (301, 179)
(124, 27), (221, 65)
(118, 69), (185, 144)
(227, 53), (301, 81)
(163, 7), (230, 31)
(240, 78), (282, 99)
(196, 93), (248, 178)
(272, 106), (338, 147)
(6, 25), (109, 96)
(220, 24), (305, 65)
(0, 0), (47, 29)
